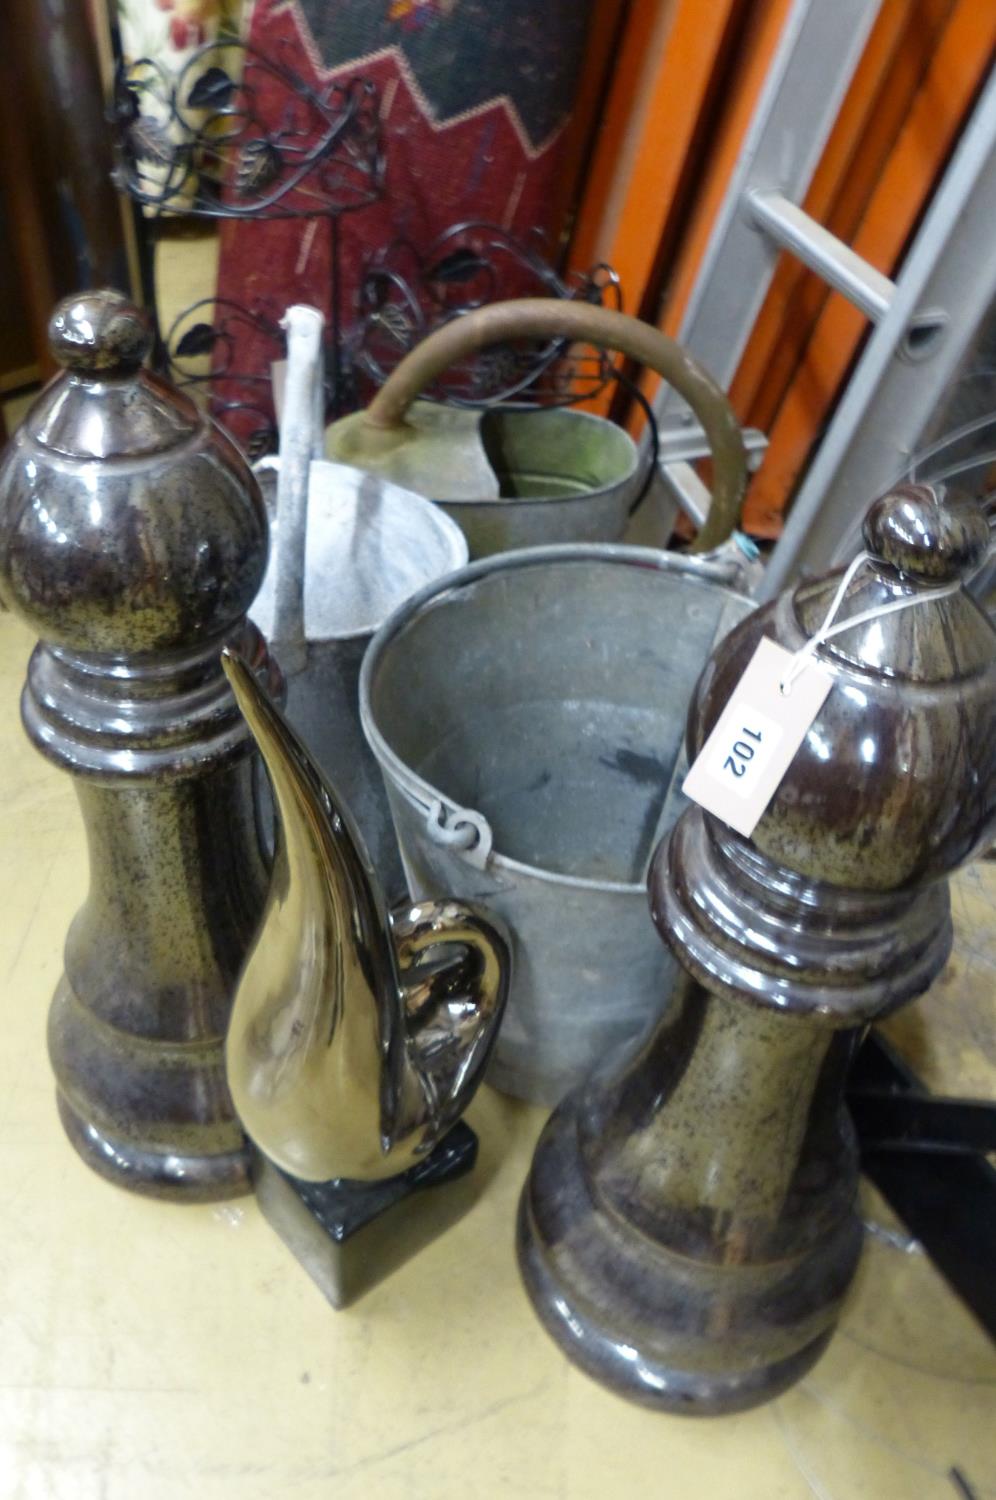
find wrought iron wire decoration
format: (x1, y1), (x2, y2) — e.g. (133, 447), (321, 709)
(110, 45), (635, 458)
(164, 296), (285, 459)
(356, 221), (623, 407)
(354, 224), (654, 512)
(112, 39), (383, 219)
(111, 37), (384, 447)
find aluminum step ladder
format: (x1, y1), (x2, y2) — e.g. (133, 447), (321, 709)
(648, 0), (996, 597)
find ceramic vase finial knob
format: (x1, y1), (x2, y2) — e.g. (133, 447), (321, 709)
(0, 289), (282, 1201)
(518, 484), (996, 1413)
(47, 290), (152, 375)
(863, 481), (990, 582)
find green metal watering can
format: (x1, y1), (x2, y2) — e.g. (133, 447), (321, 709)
(326, 298), (747, 558)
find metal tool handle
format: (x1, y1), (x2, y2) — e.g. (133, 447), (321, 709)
(363, 298), (747, 552)
(270, 304), (325, 672)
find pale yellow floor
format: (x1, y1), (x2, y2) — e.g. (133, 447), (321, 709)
(0, 608), (994, 1498)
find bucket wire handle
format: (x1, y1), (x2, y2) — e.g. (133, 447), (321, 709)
(357, 298), (747, 553)
(423, 798), (493, 871)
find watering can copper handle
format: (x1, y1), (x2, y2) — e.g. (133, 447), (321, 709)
(363, 298), (747, 553)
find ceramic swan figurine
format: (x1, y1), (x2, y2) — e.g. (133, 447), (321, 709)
(221, 649), (510, 1183)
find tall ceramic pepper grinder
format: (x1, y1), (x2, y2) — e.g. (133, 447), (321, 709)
(519, 484), (996, 1414)
(0, 291), (281, 1201)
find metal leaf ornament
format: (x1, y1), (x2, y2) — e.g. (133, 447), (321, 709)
(174, 322), (220, 359)
(187, 66), (236, 112)
(113, 79), (141, 127)
(236, 139), (283, 197)
(427, 249), (489, 284)
(127, 115), (175, 168)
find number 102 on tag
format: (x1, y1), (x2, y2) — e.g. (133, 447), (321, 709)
(681, 636), (834, 839)
(707, 708), (783, 799)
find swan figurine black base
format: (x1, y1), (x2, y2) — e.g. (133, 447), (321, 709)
(251, 1121), (479, 1309)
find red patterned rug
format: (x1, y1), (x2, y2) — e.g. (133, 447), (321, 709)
(212, 0), (597, 444)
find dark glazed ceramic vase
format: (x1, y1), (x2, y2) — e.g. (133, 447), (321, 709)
(518, 484), (996, 1414)
(0, 291), (281, 1201)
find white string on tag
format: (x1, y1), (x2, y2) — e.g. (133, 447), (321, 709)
(779, 551), (961, 695)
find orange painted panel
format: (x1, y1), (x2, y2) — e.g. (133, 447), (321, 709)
(564, 0), (744, 416)
(623, 0), (796, 431)
(596, 0), (741, 313)
(560, 1), (675, 415)
(567, 0), (677, 280)
(657, 0), (796, 342)
(547, 0), (630, 250)
(743, 0), (996, 533)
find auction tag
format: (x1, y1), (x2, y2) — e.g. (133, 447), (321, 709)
(682, 637), (834, 838)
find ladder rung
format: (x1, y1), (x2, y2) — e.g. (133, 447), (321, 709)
(744, 188), (894, 322)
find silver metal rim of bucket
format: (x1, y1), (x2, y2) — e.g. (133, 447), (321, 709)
(358, 540), (751, 897)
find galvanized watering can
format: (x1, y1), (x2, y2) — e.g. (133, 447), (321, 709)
(250, 306), (468, 900)
(327, 298), (746, 558)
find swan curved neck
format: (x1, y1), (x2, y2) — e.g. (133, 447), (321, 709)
(220, 650), (509, 1184)
(221, 649), (409, 1180)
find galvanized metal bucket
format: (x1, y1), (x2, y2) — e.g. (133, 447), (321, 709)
(251, 306), (468, 899)
(360, 544), (753, 1104)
